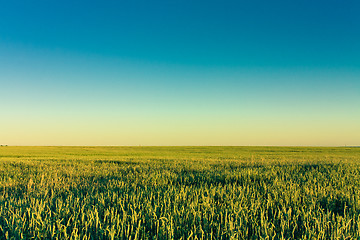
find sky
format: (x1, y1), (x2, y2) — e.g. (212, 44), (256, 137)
(0, 0), (359, 146)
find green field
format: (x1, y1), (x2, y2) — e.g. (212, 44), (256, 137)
(0, 146), (360, 239)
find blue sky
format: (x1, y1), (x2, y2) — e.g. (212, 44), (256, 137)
(1, 0), (359, 145)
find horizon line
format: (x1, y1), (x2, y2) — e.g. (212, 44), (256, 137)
(1, 145), (359, 148)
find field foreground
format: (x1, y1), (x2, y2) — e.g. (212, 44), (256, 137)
(0, 146), (360, 239)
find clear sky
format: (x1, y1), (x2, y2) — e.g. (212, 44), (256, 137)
(1, 0), (359, 146)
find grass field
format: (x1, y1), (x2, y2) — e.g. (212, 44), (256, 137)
(0, 146), (360, 239)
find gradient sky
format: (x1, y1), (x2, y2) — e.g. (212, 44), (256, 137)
(1, 0), (359, 146)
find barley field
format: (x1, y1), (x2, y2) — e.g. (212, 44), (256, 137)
(0, 146), (359, 239)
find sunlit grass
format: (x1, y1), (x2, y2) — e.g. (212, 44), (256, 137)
(0, 146), (359, 239)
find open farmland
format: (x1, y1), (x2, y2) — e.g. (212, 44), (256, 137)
(0, 146), (360, 239)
